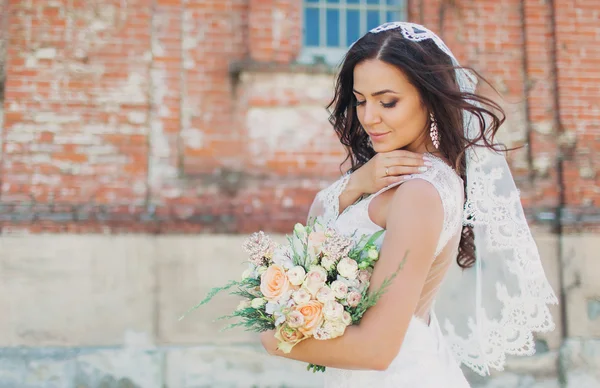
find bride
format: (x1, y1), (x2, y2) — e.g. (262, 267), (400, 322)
(259, 22), (557, 387)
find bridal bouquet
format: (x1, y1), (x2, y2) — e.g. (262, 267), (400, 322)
(179, 220), (405, 373)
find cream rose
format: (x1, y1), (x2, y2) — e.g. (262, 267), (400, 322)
(342, 311), (352, 326)
(330, 280), (349, 299)
(321, 256), (335, 271)
(287, 266), (306, 286)
(304, 267), (327, 296)
(251, 297), (266, 309)
(286, 310), (305, 328)
(275, 324), (307, 353)
(357, 269), (371, 284)
(260, 264), (291, 302)
(292, 288), (311, 305)
(346, 291), (362, 307)
(337, 257), (358, 280)
(316, 286), (335, 303)
(367, 249), (379, 261)
(322, 319), (347, 339)
(323, 301), (344, 321)
(295, 300), (325, 336)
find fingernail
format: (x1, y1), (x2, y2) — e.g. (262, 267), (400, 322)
(424, 161), (433, 167)
(419, 166), (428, 172)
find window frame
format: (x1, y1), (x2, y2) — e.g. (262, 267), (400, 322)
(298, 0), (408, 66)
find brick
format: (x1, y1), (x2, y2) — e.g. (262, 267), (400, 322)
(0, 0), (598, 234)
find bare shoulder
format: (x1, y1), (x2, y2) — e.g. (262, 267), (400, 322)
(385, 178), (445, 246)
(369, 179), (442, 229)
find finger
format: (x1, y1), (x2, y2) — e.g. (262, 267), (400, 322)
(385, 165), (430, 176)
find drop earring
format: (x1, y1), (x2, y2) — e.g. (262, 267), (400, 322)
(429, 113), (440, 149)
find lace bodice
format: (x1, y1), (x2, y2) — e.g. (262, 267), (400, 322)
(310, 153), (464, 258)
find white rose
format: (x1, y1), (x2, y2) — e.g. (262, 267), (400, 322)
(292, 288), (311, 305)
(367, 249), (379, 260)
(287, 266), (306, 286)
(337, 257), (358, 280)
(322, 319), (347, 339)
(342, 311), (352, 326)
(316, 286), (335, 303)
(321, 256), (335, 271)
(330, 280), (349, 299)
(346, 291), (361, 308)
(314, 325), (331, 340)
(251, 298), (267, 309)
(323, 301), (344, 321)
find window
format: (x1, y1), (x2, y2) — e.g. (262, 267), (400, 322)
(300, 0), (407, 65)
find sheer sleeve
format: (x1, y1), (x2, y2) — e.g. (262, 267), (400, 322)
(307, 172), (352, 226)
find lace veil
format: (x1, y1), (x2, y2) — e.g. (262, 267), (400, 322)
(309, 22), (558, 376)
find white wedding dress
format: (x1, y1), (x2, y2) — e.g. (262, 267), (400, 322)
(309, 154), (471, 388)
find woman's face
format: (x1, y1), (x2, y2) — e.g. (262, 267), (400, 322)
(353, 59), (431, 154)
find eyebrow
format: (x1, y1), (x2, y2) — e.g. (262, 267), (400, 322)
(353, 89), (399, 97)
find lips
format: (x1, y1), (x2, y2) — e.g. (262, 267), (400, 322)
(368, 132), (390, 141)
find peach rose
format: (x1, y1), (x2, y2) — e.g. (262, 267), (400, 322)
(295, 300), (325, 336)
(275, 323), (307, 353)
(260, 264), (291, 302)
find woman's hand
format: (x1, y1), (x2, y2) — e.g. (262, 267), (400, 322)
(260, 330), (279, 355)
(348, 150), (432, 195)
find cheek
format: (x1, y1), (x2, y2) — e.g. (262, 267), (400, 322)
(385, 102), (426, 132)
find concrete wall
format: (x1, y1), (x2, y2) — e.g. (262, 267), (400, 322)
(0, 232), (598, 387)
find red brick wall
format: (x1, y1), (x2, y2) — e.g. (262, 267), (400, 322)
(1, 0), (598, 233)
(555, 0), (599, 209)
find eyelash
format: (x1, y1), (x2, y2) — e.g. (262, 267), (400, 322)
(354, 100), (398, 109)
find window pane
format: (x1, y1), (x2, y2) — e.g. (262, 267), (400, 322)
(306, 0), (319, 3)
(367, 10), (380, 30)
(346, 10), (360, 46)
(326, 0), (340, 3)
(326, 9), (340, 47)
(347, 0), (360, 3)
(367, 0), (380, 4)
(304, 7), (320, 47)
(386, 0), (401, 4)
(386, 11), (401, 22)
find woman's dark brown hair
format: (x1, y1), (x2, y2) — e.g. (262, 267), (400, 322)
(327, 28), (506, 269)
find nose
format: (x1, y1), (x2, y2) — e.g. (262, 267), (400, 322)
(361, 102), (381, 127)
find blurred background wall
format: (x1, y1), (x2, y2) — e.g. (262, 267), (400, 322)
(0, 0), (598, 387)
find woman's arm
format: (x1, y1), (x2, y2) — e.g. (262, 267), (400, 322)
(262, 179), (444, 370)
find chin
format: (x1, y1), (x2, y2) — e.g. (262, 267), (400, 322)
(373, 142), (405, 153)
